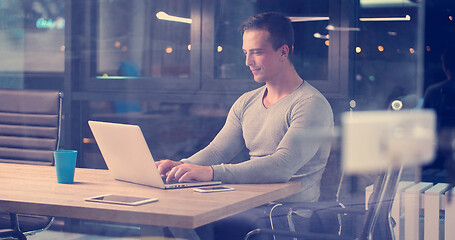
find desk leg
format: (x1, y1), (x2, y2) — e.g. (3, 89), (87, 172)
(140, 226), (202, 240)
(140, 225), (166, 238)
(167, 227), (202, 240)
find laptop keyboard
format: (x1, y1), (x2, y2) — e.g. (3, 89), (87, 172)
(161, 176), (179, 184)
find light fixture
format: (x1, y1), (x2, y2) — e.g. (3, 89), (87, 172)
(156, 11), (192, 24)
(326, 25), (361, 32)
(359, 15), (411, 21)
(313, 33), (330, 39)
(325, 15), (410, 32)
(360, 0), (419, 8)
(289, 17), (329, 22)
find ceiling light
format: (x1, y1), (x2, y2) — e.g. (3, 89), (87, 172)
(156, 11), (192, 24)
(313, 33), (330, 39)
(289, 17), (329, 22)
(360, 0), (419, 8)
(326, 25), (360, 31)
(359, 15), (411, 21)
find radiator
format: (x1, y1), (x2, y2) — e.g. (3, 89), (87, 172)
(366, 181), (455, 240)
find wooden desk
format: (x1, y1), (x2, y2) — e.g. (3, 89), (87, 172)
(0, 163), (300, 229)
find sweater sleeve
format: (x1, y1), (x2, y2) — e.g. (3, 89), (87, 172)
(180, 98), (246, 166)
(211, 95), (333, 183)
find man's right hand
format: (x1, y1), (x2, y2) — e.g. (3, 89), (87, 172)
(155, 159), (183, 177)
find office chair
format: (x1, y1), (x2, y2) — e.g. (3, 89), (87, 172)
(246, 110), (436, 240)
(244, 166), (402, 240)
(0, 89), (63, 239)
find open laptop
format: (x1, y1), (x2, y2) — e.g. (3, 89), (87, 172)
(88, 120), (221, 189)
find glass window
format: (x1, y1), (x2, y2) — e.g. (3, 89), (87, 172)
(0, 0), (65, 88)
(354, 1), (422, 110)
(97, 0), (192, 79)
(83, 100), (228, 169)
(213, 0), (329, 81)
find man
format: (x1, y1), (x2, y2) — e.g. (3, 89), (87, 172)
(157, 12), (334, 238)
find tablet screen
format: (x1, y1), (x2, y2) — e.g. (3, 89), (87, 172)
(86, 194), (158, 205)
(92, 195), (149, 203)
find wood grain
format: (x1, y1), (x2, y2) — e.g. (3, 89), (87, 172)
(0, 163), (300, 228)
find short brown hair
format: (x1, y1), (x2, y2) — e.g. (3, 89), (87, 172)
(238, 12), (294, 62)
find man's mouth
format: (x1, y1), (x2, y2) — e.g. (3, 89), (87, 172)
(250, 67), (261, 74)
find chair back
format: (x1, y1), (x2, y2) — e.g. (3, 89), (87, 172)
(359, 167), (402, 240)
(0, 89), (63, 165)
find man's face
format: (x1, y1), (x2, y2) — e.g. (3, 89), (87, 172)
(242, 29), (283, 83)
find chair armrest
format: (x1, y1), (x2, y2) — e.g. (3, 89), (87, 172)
(245, 228), (356, 240)
(282, 201), (367, 215)
(0, 228), (26, 240)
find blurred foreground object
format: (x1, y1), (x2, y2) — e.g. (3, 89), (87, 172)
(342, 110), (436, 173)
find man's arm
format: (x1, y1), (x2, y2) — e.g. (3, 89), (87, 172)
(180, 102), (246, 166)
(211, 95), (333, 184)
(156, 97), (247, 182)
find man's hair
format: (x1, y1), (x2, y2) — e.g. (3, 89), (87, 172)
(238, 12), (294, 62)
(442, 46), (455, 76)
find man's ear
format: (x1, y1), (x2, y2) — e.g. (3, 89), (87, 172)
(280, 45), (289, 60)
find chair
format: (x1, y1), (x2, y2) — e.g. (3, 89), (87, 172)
(245, 110), (436, 240)
(0, 89), (63, 239)
(244, 167), (402, 240)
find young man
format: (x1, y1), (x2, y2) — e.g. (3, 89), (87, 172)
(157, 12), (333, 238)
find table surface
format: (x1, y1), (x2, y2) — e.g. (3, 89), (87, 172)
(0, 163), (300, 229)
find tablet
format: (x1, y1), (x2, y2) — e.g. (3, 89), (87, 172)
(193, 186), (235, 193)
(85, 194), (158, 206)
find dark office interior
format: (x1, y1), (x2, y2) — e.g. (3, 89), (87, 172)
(0, 0), (454, 239)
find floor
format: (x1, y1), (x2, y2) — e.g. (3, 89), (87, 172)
(6, 219), (182, 240)
(24, 231), (182, 240)
(26, 231), (141, 240)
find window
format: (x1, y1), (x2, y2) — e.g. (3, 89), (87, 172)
(354, 1), (423, 110)
(212, 0), (329, 81)
(97, 0), (192, 79)
(82, 0), (200, 91)
(0, 0), (65, 89)
(201, 0), (346, 96)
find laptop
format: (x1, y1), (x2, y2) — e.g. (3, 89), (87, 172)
(88, 120), (222, 189)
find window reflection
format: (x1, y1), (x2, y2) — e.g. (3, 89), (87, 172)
(354, 3), (421, 110)
(0, 0), (65, 78)
(214, 0), (330, 80)
(84, 100), (229, 169)
(97, 0), (191, 78)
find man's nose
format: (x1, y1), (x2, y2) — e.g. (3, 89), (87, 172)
(245, 53), (253, 66)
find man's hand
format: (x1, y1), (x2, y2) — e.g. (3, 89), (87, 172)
(166, 163), (214, 183)
(155, 159), (182, 176)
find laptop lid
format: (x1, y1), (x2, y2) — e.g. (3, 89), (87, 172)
(88, 121), (221, 189)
